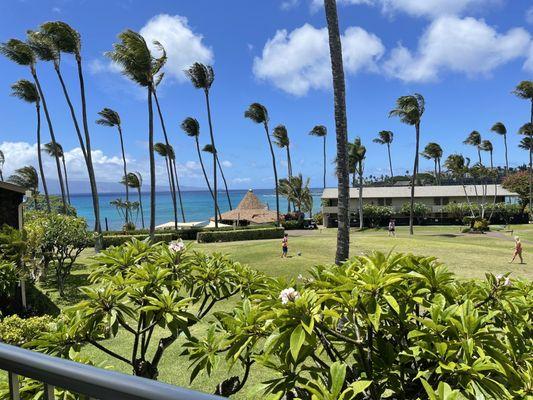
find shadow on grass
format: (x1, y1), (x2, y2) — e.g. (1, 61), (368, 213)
(38, 264), (90, 307)
(430, 233), (461, 238)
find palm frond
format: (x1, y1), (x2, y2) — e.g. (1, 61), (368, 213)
(185, 62), (214, 90)
(11, 79), (39, 103)
(513, 80), (533, 100)
(181, 117), (200, 137)
(463, 131), (481, 146)
(43, 141), (64, 157)
(27, 30), (58, 63)
(96, 107), (121, 127)
(490, 122), (506, 136)
(309, 125), (327, 137)
(8, 165), (38, 190)
(154, 142), (168, 157)
(389, 94), (424, 126)
(202, 144), (215, 154)
(272, 125), (289, 148)
(0, 39), (35, 66)
(518, 123), (533, 137)
(244, 103), (268, 124)
(40, 21), (80, 54)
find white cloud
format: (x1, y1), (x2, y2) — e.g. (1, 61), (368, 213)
(379, 0), (498, 19)
(221, 160), (232, 168)
(525, 43), (533, 72)
(383, 16), (531, 82)
(309, 0), (372, 12)
(527, 6), (533, 25)
(253, 24), (384, 96)
(281, 0), (299, 10)
(232, 177), (251, 184)
(184, 160), (201, 170)
(139, 14), (213, 83)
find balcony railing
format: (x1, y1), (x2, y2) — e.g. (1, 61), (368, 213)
(0, 342), (222, 400)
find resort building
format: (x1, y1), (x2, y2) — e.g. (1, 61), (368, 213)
(321, 184), (519, 228)
(0, 181), (26, 229)
(218, 189), (280, 226)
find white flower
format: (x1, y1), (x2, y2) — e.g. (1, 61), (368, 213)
(297, 274), (304, 280)
(280, 287), (300, 305)
(168, 240), (185, 253)
(496, 274), (503, 281)
(503, 277), (512, 287)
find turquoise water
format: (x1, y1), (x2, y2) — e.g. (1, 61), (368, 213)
(71, 189), (323, 230)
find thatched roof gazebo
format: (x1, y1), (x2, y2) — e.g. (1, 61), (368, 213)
(217, 189), (279, 226)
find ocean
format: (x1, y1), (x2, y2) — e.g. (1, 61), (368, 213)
(70, 189), (323, 230)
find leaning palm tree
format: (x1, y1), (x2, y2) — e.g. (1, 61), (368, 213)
(490, 122), (508, 174)
(244, 103), (280, 226)
(373, 130), (394, 179)
(0, 150), (4, 181)
(202, 144), (232, 210)
(389, 93), (425, 235)
(444, 154), (475, 217)
(96, 108), (130, 223)
(165, 144), (186, 223)
(324, 0), (350, 263)
(515, 81), (533, 216)
(154, 143), (179, 224)
(39, 21), (102, 242)
(464, 131), (483, 165)
(0, 38), (67, 212)
(107, 30), (165, 240)
(519, 122), (533, 213)
(43, 142), (71, 204)
(181, 117), (221, 218)
(309, 125), (328, 189)
(273, 124), (293, 212)
(122, 172), (145, 229)
(480, 140), (494, 169)
(278, 174), (311, 213)
(349, 138), (366, 229)
(8, 166), (38, 207)
(10, 79), (50, 211)
(185, 62), (219, 228)
(421, 142), (443, 184)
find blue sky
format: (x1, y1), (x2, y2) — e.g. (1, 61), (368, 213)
(0, 0), (532, 192)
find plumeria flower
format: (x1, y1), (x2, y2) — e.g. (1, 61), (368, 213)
(168, 239), (185, 253)
(280, 287), (300, 305)
(503, 277), (512, 287)
(496, 274), (503, 281)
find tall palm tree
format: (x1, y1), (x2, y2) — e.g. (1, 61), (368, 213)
(43, 142), (70, 204)
(348, 138), (366, 229)
(154, 143), (175, 218)
(464, 130), (483, 165)
(309, 125), (327, 189)
(273, 124), (293, 212)
(480, 140), (494, 169)
(444, 154), (475, 217)
(0, 39), (67, 213)
(122, 172), (145, 229)
(152, 71), (181, 227)
(324, 0), (350, 263)
(8, 166), (38, 208)
(245, 103), (280, 226)
(421, 142), (443, 184)
(373, 130), (394, 179)
(96, 108), (130, 224)
(185, 62), (219, 228)
(519, 123), (533, 212)
(490, 122), (508, 174)
(0, 150), (4, 181)
(389, 93), (425, 235)
(181, 117), (221, 218)
(165, 144), (186, 223)
(514, 81), (533, 215)
(278, 174), (311, 213)
(107, 30), (165, 240)
(10, 79), (50, 211)
(39, 21), (102, 240)
(202, 144), (232, 210)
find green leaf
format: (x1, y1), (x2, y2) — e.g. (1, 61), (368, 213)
(384, 294), (400, 314)
(330, 362), (346, 397)
(290, 325), (305, 360)
(349, 380), (372, 396)
(421, 379), (437, 400)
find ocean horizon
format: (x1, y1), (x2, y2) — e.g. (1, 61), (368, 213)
(69, 189), (323, 230)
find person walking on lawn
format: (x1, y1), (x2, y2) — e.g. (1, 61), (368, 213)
(282, 233), (289, 258)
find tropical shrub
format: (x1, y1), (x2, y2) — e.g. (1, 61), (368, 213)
(102, 232), (174, 248)
(0, 262), (18, 316)
(502, 171), (529, 210)
(362, 205), (393, 228)
(197, 227), (285, 243)
(442, 202), (473, 222)
(24, 194), (77, 215)
(400, 202), (431, 224)
(313, 211), (323, 225)
(282, 220), (304, 230)
(0, 314), (54, 345)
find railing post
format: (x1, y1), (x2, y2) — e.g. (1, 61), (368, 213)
(8, 372), (20, 400)
(43, 383), (55, 400)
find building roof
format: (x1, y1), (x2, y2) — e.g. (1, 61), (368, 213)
(156, 220), (232, 229)
(321, 185), (518, 199)
(0, 181), (26, 194)
(218, 189), (279, 224)
(236, 189), (268, 210)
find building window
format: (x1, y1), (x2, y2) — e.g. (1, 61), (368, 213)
(327, 199), (338, 207)
(442, 197), (449, 205)
(378, 198), (384, 206)
(378, 198), (392, 206)
(386, 198), (392, 206)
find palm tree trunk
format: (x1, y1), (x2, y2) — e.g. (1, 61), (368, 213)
(195, 139), (221, 219)
(409, 123), (420, 235)
(163, 157), (173, 217)
(117, 125), (129, 224)
(75, 54), (102, 249)
(137, 187), (145, 229)
(61, 156), (71, 204)
(147, 87), (156, 240)
(358, 170), (363, 230)
(170, 158), (186, 223)
(35, 103), (50, 212)
(264, 121), (280, 226)
(204, 90), (218, 228)
(503, 134), (509, 175)
(477, 149), (482, 165)
(529, 99), (532, 220)
(286, 147), (292, 213)
(323, 136), (327, 189)
(216, 155), (233, 210)
(152, 90), (179, 228)
(437, 158), (442, 185)
(325, 0), (350, 264)
(434, 159), (438, 185)
(387, 143), (394, 179)
(32, 70), (67, 213)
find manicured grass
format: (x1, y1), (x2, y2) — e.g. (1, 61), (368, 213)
(33, 225), (531, 398)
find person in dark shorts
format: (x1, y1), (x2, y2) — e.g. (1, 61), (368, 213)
(281, 233), (289, 258)
(388, 219), (396, 237)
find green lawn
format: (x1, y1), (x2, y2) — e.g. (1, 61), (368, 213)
(33, 225), (532, 399)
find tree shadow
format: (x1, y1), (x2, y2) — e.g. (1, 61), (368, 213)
(39, 264), (90, 306)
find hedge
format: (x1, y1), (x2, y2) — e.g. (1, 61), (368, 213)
(102, 233), (174, 248)
(197, 227), (285, 243)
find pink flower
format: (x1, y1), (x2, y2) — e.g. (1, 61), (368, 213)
(168, 240), (185, 253)
(280, 288), (300, 305)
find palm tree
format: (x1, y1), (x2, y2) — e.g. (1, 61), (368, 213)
(181, 117), (221, 218)
(514, 81), (533, 214)
(185, 62), (219, 228)
(202, 144), (232, 210)
(43, 142), (70, 204)
(245, 103), (280, 226)
(278, 174), (311, 213)
(165, 144), (186, 223)
(122, 172), (145, 229)
(96, 108), (130, 223)
(373, 130), (394, 179)
(324, 0), (350, 263)
(152, 71), (181, 227)
(519, 123), (533, 212)
(10, 79), (50, 211)
(154, 143), (179, 224)
(464, 130), (483, 165)
(309, 125), (328, 189)
(0, 39), (67, 212)
(40, 21), (103, 242)
(107, 30), (165, 241)
(421, 142), (443, 184)
(490, 122), (508, 174)
(348, 138), (366, 229)
(444, 154), (475, 217)
(389, 93), (425, 235)
(0, 150), (4, 181)
(273, 124), (293, 212)
(8, 166), (38, 208)
(480, 140), (494, 169)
